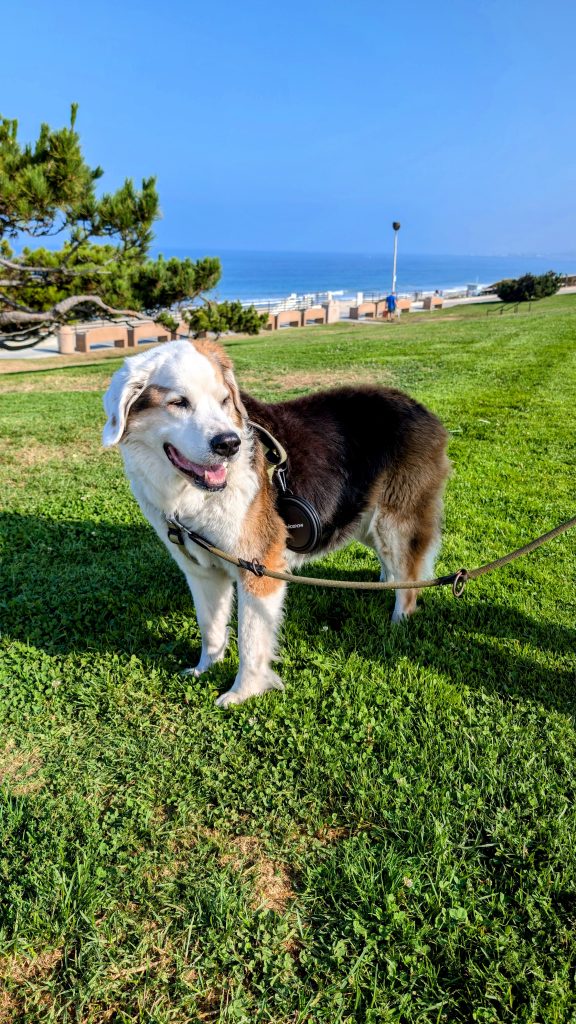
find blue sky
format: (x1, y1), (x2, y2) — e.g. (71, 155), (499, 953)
(2, 0), (575, 255)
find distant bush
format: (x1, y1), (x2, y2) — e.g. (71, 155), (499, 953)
(184, 300), (268, 339)
(495, 271), (563, 304)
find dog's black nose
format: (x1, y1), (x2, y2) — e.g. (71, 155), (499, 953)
(210, 432), (241, 458)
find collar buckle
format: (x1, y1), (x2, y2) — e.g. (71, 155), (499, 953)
(167, 520), (184, 546)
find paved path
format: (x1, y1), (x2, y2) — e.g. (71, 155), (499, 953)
(0, 334), (61, 360)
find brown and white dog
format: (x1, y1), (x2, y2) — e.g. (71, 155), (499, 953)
(103, 338), (450, 706)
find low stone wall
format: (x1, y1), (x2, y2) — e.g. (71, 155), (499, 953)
(58, 320), (184, 354)
(266, 301), (341, 331)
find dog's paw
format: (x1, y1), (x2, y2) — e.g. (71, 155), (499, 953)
(391, 604), (420, 624)
(180, 665), (204, 678)
(215, 671), (284, 708)
(181, 629), (231, 677)
(265, 670), (285, 692)
(215, 689), (245, 708)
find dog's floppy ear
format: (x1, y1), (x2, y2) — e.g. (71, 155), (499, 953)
(102, 360), (150, 447)
(194, 338), (246, 420)
(221, 360), (247, 422)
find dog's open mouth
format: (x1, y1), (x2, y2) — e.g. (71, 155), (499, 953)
(164, 443), (228, 490)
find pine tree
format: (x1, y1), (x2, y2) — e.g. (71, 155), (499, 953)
(0, 106), (256, 348)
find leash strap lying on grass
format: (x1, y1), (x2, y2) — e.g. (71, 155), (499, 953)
(166, 514), (576, 598)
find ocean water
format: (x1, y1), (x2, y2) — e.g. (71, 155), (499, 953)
(162, 248), (575, 301)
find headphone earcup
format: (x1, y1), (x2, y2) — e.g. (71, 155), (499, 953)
(277, 494), (322, 554)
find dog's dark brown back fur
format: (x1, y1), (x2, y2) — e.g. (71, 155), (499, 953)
(242, 386), (449, 549)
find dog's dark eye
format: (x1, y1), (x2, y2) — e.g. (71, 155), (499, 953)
(221, 394), (231, 408)
(169, 397), (190, 409)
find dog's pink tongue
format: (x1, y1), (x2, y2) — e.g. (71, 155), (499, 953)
(169, 446), (227, 486)
(204, 464), (227, 487)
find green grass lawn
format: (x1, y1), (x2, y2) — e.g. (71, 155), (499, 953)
(1, 305), (575, 1023)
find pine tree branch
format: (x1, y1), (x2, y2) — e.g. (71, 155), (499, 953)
(60, 227), (94, 264)
(27, 219), (68, 238)
(0, 294), (144, 326)
(0, 256), (111, 277)
(0, 291), (35, 312)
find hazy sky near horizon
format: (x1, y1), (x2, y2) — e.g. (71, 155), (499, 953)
(2, 0), (575, 256)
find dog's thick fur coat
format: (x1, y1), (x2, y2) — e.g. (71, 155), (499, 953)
(103, 339), (450, 706)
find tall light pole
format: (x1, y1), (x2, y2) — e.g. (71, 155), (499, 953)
(391, 221), (401, 294)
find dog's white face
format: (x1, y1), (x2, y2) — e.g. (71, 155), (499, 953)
(102, 339), (245, 491)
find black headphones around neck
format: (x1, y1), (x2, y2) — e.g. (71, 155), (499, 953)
(274, 467), (323, 554)
(249, 421), (323, 554)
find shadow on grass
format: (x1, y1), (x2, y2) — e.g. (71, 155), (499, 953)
(1, 512), (574, 714)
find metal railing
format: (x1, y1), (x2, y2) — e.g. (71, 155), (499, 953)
(240, 291), (346, 314)
(486, 302), (521, 316)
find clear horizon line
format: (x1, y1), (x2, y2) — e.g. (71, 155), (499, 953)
(151, 244), (576, 260)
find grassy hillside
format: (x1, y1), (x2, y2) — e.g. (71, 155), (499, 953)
(0, 305), (575, 1022)
(417, 290), (576, 320)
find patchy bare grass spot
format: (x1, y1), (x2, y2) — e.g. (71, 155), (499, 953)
(315, 825), (352, 843)
(0, 741), (44, 796)
(196, 987), (223, 1022)
(221, 836), (294, 913)
(0, 345), (136, 378)
(282, 366), (394, 390)
(0, 990), (18, 1024)
(314, 823), (374, 845)
(82, 1009), (118, 1024)
(107, 957), (165, 982)
(0, 375), (108, 395)
(3, 439), (95, 470)
(0, 948), (62, 984)
(241, 365), (395, 393)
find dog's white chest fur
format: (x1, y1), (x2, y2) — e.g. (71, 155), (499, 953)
(122, 442), (259, 562)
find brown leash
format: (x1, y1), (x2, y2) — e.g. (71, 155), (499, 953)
(166, 514), (576, 598)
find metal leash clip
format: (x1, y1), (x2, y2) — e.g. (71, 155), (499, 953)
(452, 568), (469, 598)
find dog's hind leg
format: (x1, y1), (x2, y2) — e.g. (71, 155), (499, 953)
(216, 581), (287, 708)
(370, 506), (442, 623)
(182, 568), (234, 677)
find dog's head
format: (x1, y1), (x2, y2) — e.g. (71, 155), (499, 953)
(102, 338), (246, 491)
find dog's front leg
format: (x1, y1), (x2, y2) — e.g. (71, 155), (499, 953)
(182, 568), (234, 677)
(215, 579), (286, 708)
